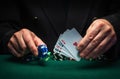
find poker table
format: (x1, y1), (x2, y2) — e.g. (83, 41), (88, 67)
(0, 55), (120, 79)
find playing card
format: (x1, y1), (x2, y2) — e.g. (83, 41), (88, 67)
(59, 28), (82, 61)
(55, 40), (75, 59)
(53, 28), (82, 61)
(53, 34), (74, 59)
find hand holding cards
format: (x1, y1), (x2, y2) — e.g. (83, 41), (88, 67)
(53, 28), (82, 61)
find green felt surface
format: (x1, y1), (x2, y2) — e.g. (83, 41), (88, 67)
(0, 55), (120, 79)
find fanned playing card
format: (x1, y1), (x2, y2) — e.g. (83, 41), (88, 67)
(53, 34), (74, 59)
(53, 28), (82, 61)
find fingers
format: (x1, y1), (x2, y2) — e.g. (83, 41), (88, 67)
(77, 19), (117, 60)
(8, 28), (45, 58)
(21, 29), (38, 56)
(13, 31), (27, 56)
(80, 24), (112, 59)
(86, 32), (116, 59)
(90, 34), (117, 59)
(77, 20), (102, 56)
(8, 33), (26, 57)
(22, 29), (45, 56)
(14, 32), (27, 52)
(8, 42), (22, 58)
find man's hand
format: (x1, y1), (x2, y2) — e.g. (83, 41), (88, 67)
(8, 28), (45, 58)
(77, 19), (117, 59)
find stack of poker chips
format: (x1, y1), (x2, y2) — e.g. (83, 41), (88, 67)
(52, 52), (75, 61)
(23, 45), (51, 62)
(37, 45), (51, 61)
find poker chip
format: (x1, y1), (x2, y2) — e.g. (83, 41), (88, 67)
(23, 45), (52, 62)
(38, 45), (48, 58)
(52, 52), (75, 61)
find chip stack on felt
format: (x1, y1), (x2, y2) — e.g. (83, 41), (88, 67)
(22, 45), (52, 62)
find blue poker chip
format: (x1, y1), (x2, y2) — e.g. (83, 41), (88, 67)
(22, 45), (51, 62)
(38, 45), (49, 58)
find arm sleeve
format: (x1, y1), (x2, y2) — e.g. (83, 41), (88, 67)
(100, 1), (120, 61)
(0, 23), (20, 54)
(101, 12), (120, 61)
(0, 0), (22, 54)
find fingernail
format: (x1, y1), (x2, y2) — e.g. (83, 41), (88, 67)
(34, 51), (38, 57)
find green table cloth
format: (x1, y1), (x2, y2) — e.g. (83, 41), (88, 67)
(0, 55), (120, 79)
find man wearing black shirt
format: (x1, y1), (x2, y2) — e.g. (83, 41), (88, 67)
(0, 0), (120, 61)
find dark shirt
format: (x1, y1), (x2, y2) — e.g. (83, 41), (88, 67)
(0, 0), (120, 60)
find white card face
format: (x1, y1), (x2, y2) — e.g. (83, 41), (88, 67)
(53, 35), (74, 59)
(56, 40), (74, 58)
(59, 28), (82, 61)
(53, 48), (68, 57)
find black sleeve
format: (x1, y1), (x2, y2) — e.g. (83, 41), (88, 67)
(0, 23), (20, 54)
(101, 12), (120, 61)
(0, 0), (22, 54)
(101, 1), (120, 61)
